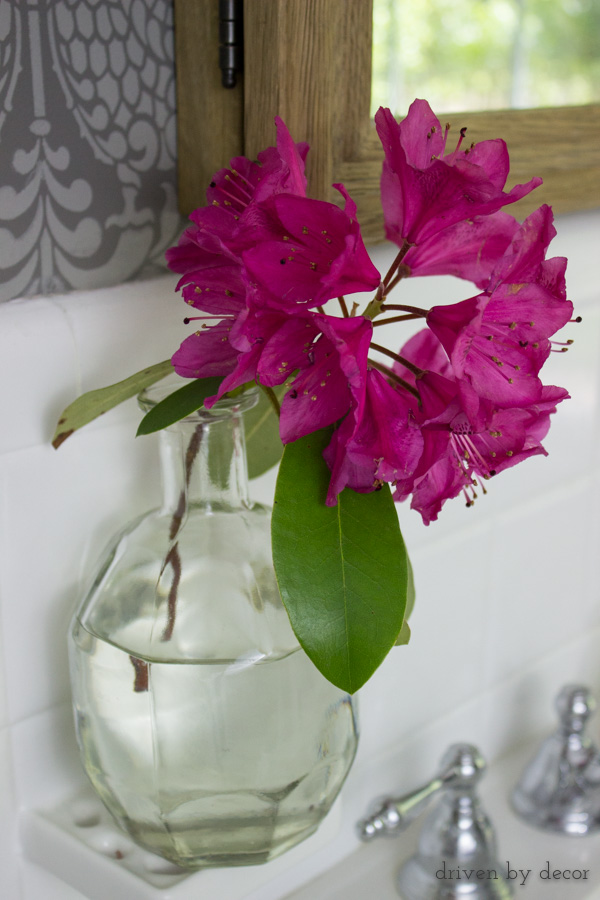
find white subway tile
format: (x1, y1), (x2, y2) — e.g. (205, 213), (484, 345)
(484, 479), (591, 687)
(0, 298), (78, 455)
(51, 276), (184, 393)
(480, 625), (600, 763)
(0, 727), (22, 900)
(20, 863), (86, 900)
(0, 465), (8, 731)
(357, 522), (492, 760)
(0, 427), (160, 723)
(10, 704), (86, 811)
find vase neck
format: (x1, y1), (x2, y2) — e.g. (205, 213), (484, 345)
(159, 410), (250, 514)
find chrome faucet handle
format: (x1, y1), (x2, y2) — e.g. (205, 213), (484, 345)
(512, 684), (600, 835)
(358, 743), (512, 899)
(556, 684), (595, 734)
(357, 743), (485, 840)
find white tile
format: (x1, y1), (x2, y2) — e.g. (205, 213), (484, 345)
(10, 704), (86, 810)
(0, 464), (8, 731)
(0, 298), (78, 454)
(480, 625), (600, 763)
(584, 478), (600, 629)
(484, 479), (591, 687)
(548, 209), (600, 307)
(356, 523), (492, 761)
(52, 276), (185, 393)
(0, 426), (160, 723)
(0, 727), (22, 900)
(20, 862), (86, 900)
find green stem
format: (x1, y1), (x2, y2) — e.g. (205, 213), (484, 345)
(372, 314), (423, 327)
(338, 296), (350, 318)
(261, 384), (281, 417)
(364, 284), (385, 320)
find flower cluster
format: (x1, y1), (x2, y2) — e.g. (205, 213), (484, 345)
(167, 100), (574, 525)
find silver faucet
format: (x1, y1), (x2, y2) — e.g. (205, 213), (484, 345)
(512, 684), (600, 835)
(357, 743), (512, 899)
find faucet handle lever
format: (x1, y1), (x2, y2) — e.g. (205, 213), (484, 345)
(357, 743), (485, 841)
(512, 684), (600, 834)
(555, 684), (595, 735)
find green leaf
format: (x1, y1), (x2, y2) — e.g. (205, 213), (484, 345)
(52, 360), (174, 449)
(394, 556), (415, 646)
(395, 620), (411, 646)
(245, 385), (285, 479)
(136, 376), (223, 436)
(405, 554), (416, 621)
(272, 428), (409, 693)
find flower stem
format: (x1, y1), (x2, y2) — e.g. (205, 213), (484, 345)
(261, 384), (281, 417)
(338, 296), (350, 318)
(382, 240), (412, 288)
(380, 304), (428, 317)
(364, 284), (384, 320)
(368, 359), (421, 400)
(385, 265), (412, 293)
(370, 341), (426, 377)
(372, 314), (423, 327)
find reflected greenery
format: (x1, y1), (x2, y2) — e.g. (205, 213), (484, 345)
(372, 0), (600, 115)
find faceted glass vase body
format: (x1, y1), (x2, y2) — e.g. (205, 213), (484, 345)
(68, 386), (359, 870)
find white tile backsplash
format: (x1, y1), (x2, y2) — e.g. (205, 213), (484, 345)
(0, 727), (22, 900)
(0, 209), (599, 900)
(0, 298), (78, 455)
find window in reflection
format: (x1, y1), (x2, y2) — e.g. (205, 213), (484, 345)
(372, 0), (600, 115)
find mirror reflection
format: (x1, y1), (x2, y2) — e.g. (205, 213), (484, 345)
(372, 0), (600, 114)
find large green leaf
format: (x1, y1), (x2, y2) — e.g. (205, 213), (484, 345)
(272, 428), (409, 693)
(52, 360), (174, 449)
(245, 386), (285, 479)
(395, 556), (415, 646)
(136, 376), (223, 435)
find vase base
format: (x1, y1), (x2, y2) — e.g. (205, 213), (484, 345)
(121, 813), (322, 870)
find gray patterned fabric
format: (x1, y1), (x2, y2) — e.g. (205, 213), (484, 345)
(0, 0), (186, 302)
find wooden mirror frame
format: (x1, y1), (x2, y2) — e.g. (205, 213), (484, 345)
(174, 0), (600, 243)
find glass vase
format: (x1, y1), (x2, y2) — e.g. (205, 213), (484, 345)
(68, 383), (359, 870)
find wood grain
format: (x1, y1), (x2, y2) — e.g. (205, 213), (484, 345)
(174, 0), (244, 216)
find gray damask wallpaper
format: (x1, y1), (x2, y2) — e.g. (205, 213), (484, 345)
(0, 0), (186, 303)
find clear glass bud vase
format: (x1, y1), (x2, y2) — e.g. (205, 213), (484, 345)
(68, 384), (359, 870)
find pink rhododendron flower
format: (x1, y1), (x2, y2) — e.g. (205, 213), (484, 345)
(401, 211), (521, 287)
(166, 106), (573, 528)
(195, 301), (373, 446)
(279, 314), (373, 443)
(323, 367), (423, 505)
(375, 100), (541, 246)
(427, 206), (573, 413)
(168, 119), (378, 389)
(391, 330), (569, 524)
(242, 186), (380, 308)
